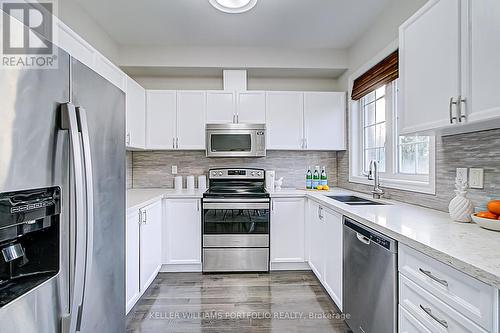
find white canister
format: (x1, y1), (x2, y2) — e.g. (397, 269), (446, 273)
(266, 170), (275, 192)
(186, 175), (195, 191)
(174, 176), (183, 191)
(198, 175), (207, 191)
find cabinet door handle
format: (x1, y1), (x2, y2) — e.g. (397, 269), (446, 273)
(140, 210), (147, 224)
(418, 268), (448, 287)
(172, 137), (175, 149)
(449, 97), (458, 124)
(126, 133), (130, 145)
(305, 138), (307, 149)
(232, 114), (236, 123)
(197, 200), (200, 212)
(457, 96), (467, 122)
(176, 137), (179, 149)
(419, 305), (448, 328)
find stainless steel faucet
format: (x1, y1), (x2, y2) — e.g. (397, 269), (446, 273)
(368, 160), (384, 199)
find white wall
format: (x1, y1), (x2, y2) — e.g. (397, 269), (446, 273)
(58, 0), (119, 62)
(133, 75), (340, 92)
(338, 0), (427, 90)
(118, 46), (348, 71)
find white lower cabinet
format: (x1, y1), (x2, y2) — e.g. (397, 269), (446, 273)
(125, 199), (162, 314)
(307, 199), (343, 310)
(270, 198), (306, 269)
(163, 199), (202, 269)
(126, 209), (140, 314)
(322, 208), (343, 309)
(398, 244), (497, 333)
(399, 305), (432, 333)
(139, 200), (162, 293)
(308, 200), (325, 280)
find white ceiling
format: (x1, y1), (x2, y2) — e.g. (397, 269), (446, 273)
(71, 0), (390, 49)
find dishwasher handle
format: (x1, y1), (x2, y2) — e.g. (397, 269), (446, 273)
(356, 233), (371, 245)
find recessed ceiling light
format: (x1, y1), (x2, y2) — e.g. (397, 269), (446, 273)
(209, 0), (258, 14)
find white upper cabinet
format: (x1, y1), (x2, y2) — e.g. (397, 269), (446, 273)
(206, 91), (236, 123)
(237, 91), (266, 123)
(399, 0), (500, 135)
(270, 198), (306, 265)
(126, 77), (146, 149)
(466, 0), (500, 123)
(146, 90), (177, 149)
(266, 92), (304, 150)
(399, 0), (462, 134)
(304, 92), (346, 150)
(176, 91), (206, 149)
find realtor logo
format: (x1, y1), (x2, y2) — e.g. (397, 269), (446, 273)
(1, 1), (57, 68)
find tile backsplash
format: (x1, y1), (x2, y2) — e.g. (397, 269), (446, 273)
(131, 150), (337, 189)
(127, 128), (499, 213)
(338, 128), (500, 212)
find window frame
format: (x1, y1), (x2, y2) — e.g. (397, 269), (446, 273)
(348, 43), (436, 195)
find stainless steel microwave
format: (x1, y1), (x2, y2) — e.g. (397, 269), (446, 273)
(206, 123), (266, 157)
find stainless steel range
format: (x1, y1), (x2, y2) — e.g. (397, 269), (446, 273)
(202, 168), (270, 272)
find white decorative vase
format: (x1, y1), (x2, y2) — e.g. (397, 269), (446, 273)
(449, 178), (474, 223)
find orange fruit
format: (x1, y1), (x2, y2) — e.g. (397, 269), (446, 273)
(476, 211), (498, 220)
(487, 200), (500, 215)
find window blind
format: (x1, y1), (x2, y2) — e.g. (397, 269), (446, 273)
(351, 50), (398, 101)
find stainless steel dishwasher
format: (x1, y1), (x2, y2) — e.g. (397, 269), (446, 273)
(343, 218), (398, 333)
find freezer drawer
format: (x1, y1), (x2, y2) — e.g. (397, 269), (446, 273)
(203, 248), (269, 272)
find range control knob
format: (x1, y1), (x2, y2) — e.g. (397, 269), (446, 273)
(251, 172), (255, 176)
(257, 171), (262, 176)
(212, 171), (217, 176)
(218, 171), (223, 176)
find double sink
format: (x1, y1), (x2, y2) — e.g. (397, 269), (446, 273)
(327, 195), (387, 206)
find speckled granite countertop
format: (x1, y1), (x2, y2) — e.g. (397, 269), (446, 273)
(127, 187), (500, 289)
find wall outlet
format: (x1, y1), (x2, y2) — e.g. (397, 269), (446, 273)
(469, 168), (484, 189)
(456, 168), (468, 183)
(172, 165), (178, 175)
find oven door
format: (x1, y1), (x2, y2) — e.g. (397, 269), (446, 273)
(203, 199), (270, 235)
(206, 130), (265, 157)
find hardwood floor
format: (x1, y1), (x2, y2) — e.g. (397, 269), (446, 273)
(126, 271), (352, 333)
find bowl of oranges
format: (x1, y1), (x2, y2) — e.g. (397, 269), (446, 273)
(472, 200), (500, 231)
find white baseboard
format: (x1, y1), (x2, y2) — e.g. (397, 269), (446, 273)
(160, 263), (202, 272)
(270, 261), (311, 271)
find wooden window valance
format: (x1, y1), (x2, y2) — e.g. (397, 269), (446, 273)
(351, 50), (398, 100)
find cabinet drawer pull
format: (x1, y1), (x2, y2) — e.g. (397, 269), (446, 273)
(457, 96), (467, 122)
(449, 97), (458, 124)
(419, 305), (448, 328)
(419, 268), (448, 287)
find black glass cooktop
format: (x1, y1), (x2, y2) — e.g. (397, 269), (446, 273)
(203, 188), (269, 198)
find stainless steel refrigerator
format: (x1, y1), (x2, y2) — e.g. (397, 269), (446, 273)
(0, 45), (125, 332)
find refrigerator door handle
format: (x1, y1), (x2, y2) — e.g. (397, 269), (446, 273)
(75, 106), (95, 332)
(61, 103), (87, 333)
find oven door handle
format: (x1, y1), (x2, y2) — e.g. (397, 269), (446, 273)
(203, 202), (270, 210)
(203, 198), (270, 203)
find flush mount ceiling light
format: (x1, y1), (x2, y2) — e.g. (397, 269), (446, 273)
(209, 0), (258, 13)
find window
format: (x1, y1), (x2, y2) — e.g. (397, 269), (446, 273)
(350, 79), (435, 194)
(361, 86), (387, 173)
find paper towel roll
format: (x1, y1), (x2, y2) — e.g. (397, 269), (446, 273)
(198, 175), (207, 191)
(266, 170), (275, 192)
(186, 175), (195, 190)
(174, 176), (183, 191)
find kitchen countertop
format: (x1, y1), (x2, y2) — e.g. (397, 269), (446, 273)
(127, 187), (500, 289)
(127, 189), (204, 212)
